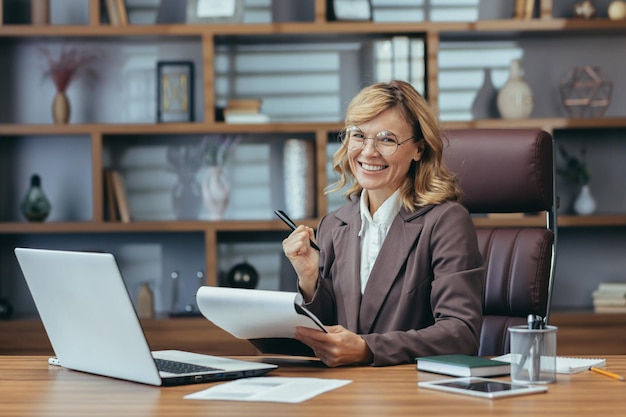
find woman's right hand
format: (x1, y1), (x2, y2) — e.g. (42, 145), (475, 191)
(281, 225), (319, 300)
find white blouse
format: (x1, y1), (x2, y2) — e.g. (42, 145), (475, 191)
(358, 189), (402, 294)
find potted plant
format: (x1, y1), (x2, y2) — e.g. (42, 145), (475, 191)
(557, 145), (590, 185)
(557, 145), (595, 215)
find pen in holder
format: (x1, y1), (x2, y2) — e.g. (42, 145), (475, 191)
(508, 316), (558, 385)
(529, 314), (542, 382)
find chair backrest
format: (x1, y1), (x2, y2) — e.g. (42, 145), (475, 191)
(443, 129), (556, 356)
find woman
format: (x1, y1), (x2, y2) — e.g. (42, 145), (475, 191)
(282, 80), (484, 367)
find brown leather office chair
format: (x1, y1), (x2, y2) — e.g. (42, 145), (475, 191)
(443, 129), (557, 356)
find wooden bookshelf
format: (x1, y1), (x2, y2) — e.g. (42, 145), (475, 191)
(2, 0), (626, 352)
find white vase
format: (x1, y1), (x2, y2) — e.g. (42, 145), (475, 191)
(283, 139), (315, 220)
(573, 184), (596, 215)
(497, 59), (534, 119)
(201, 166), (230, 220)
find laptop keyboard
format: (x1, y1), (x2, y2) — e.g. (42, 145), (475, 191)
(154, 358), (223, 374)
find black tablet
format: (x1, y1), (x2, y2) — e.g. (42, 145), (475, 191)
(418, 377), (548, 399)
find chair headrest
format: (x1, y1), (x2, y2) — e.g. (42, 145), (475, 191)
(443, 129), (554, 214)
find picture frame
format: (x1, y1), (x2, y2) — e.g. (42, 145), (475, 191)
(330, 0), (372, 21)
(186, 0), (244, 24)
(157, 61), (194, 123)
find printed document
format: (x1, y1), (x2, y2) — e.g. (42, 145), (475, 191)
(184, 377), (352, 403)
(195, 287), (326, 339)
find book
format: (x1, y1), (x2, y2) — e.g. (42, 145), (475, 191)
(223, 108), (261, 115)
(373, 39), (393, 83)
(540, 0), (553, 19)
(593, 298), (626, 307)
(493, 354), (606, 374)
(416, 354), (510, 377)
(104, 169), (118, 221)
(514, 0), (534, 19)
(514, 0), (526, 19)
(594, 306), (626, 314)
(224, 113), (270, 124)
(110, 170), (131, 223)
(597, 282), (626, 292)
(115, 0), (128, 26)
(105, 0), (121, 25)
(593, 290), (626, 299)
(392, 36), (410, 81)
(226, 99), (262, 111)
(409, 38), (425, 93)
(524, 0), (535, 19)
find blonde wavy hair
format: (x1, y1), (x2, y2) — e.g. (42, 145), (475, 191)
(326, 80), (461, 210)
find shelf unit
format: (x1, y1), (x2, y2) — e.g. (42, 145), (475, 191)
(2, 0), (626, 338)
(1, 311), (624, 356)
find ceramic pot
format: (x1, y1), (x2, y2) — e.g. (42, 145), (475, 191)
(136, 282), (155, 319)
(227, 260), (259, 289)
(201, 166), (230, 220)
(0, 298), (13, 320)
(20, 174), (51, 222)
(497, 59), (534, 119)
(608, 1), (626, 20)
(472, 68), (498, 119)
(573, 184), (597, 215)
(52, 92), (70, 124)
(574, 1), (597, 19)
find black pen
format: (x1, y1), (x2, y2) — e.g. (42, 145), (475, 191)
(274, 210), (320, 251)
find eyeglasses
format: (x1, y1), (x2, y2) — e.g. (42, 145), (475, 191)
(340, 126), (415, 156)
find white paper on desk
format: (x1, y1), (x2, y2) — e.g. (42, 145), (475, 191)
(492, 353), (606, 374)
(195, 287), (326, 339)
(184, 377), (352, 403)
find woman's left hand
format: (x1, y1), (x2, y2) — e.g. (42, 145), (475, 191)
(294, 325), (373, 367)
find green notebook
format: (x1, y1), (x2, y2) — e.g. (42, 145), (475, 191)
(416, 354), (510, 377)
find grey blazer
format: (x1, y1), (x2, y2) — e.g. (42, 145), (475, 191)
(304, 199), (484, 366)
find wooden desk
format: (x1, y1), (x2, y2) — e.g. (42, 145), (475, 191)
(1, 355), (625, 417)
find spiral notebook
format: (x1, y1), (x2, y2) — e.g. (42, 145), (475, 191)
(493, 354), (605, 374)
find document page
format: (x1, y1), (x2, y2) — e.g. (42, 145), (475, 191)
(184, 377), (351, 403)
(493, 353), (606, 374)
(195, 287), (326, 339)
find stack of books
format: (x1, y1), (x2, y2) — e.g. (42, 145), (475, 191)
(224, 99), (270, 124)
(592, 282), (626, 313)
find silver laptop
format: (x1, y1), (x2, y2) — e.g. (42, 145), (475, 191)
(14, 247), (277, 386)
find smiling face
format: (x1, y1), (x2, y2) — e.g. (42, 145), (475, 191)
(347, 108), (423, 212)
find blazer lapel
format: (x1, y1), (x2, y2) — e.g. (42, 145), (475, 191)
(331, 205), (363, 332)
(357, 207), (428, 333)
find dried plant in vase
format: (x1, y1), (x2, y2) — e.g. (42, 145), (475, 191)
(201, 134), (241, 167)
(39, 46), (99, 124)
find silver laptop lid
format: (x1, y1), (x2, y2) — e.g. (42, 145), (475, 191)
(15, 248), (162, 385)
